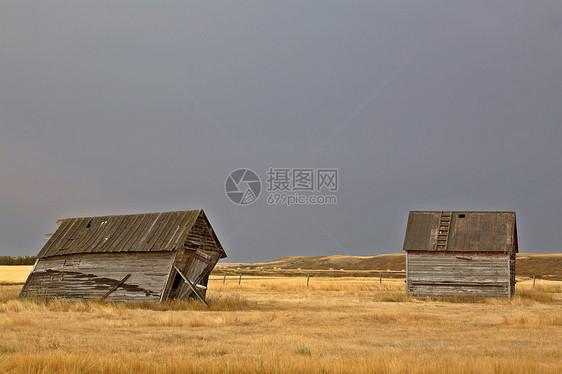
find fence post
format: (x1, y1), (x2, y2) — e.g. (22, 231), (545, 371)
(223, 273), (226, 285)
(307, 273), (310, 287)
(380, 272), (382, 284)
(533, 275), (536, 288)
(239, 274), (242, 285)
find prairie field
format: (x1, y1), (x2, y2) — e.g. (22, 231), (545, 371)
(0, 266), (34, 284)
(0, 267), (561, 373)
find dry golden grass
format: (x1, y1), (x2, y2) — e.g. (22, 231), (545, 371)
(0, 270), (561, 373)
(0, 265), (33, 284)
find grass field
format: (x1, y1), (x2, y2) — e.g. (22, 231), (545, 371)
(0, 266), (33, 284)
(0, 267), (561, 373)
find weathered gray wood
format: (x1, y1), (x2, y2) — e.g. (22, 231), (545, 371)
(23, 210), (226, 303)
(141, 212), (173, 252)
(37, 211), (207, 258)
(160, 251), (179, 301)
(20, 252), (176, 301)
(507, 251), (512, 298)
(102, 274), (131, 300)
(405, 252), (409, 295)
(161, 221), (222, 301)
(41, 219), (75, 256)
(153, 212), (184, 250)
(406, 251), (511, 298)
(509, 251), (516, 297)
(173, 265), (208, 306)
(183, 212), (225, 257)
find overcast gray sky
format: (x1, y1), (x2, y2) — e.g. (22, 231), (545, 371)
(1, 1), (561, 262)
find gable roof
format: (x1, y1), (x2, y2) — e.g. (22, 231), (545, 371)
(37, 210), (226, 259)
(403, 211), (517, 253)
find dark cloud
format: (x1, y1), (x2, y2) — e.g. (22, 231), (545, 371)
(1, 1), (561, 260)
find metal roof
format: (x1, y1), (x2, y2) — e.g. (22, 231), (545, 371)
(36, 210), (226, 259)
(403, 211), (518, 252)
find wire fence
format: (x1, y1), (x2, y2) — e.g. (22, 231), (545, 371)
(210, 271), (407, 286)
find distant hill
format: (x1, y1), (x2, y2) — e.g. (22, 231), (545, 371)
(216, 253), (562, 279)
(516, 253), (562, 279)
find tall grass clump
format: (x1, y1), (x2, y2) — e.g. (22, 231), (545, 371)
(3, 294), (255, 313)
(294, 347), (311, 356)
(0, 345), (16, 353)
(514, 290), (554, 303)
(127, 295), (255, 311)
(0, 282), (254, 313)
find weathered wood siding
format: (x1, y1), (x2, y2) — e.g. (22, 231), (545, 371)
(162, 214), (223, 300)
(174, 250), (220, 299)
(20, 252), (175, 301)
(406, 251), (511, 298)
(509, 250), (516, 297)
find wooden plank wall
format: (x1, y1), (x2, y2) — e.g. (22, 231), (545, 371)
(20, 252), (175, 301)
(183, 214), (222, 254)
(406, 251), (511, 297)
(161, 215), (223, 300)
(509, 251), (516, 297)
(175, 251), (219, 299)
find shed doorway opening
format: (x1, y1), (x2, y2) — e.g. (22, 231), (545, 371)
(169, 272), (183, 298)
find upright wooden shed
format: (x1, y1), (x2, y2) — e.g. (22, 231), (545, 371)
(403, 211), (517, 298)
(20, 210), (226, 302)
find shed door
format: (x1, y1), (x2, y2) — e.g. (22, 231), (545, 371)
(174, 250), (220, 300)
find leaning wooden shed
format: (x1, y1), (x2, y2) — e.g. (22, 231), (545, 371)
(20, 210), (226, 303)
(403, 211), (517, 298)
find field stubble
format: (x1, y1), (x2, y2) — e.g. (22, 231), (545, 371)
(0, 268), (560, 373)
